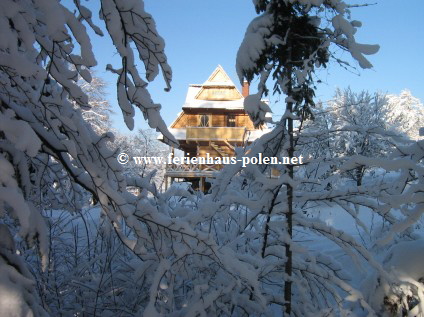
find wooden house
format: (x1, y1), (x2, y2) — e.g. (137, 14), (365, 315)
(161, 65), (269, 191)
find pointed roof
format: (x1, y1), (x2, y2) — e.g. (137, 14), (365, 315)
(192, 65), (243, 102)
(202, 65), (235, 87)
(159, 65), (270, 142)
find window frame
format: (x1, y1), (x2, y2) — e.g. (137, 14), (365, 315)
(227, 114), (236, 127)
(199, 114), (210, 127)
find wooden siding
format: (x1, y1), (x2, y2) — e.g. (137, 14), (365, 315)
(198, 144), (233, 157)
(211, 114), (225, 127)
(198, 146), (220, 158)
(172, 112), (255, 129)
(237, 114), (255, 129)
(186, 127), (246, 142)
(196, 87), (241, 101)
(172, 113), (198, 128)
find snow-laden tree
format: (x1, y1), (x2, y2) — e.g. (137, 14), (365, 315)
(302, 88), (398, 186)
(384, 89), (424, 141)
(0, 0), (175, 314)
(0, 224), (48, 316)
(1, 1), (275, 315)
(300, 88), (424, 186)
(329, 88), (390, 160)
(3, 0), (424, 315)
(337, 132), (424, 316)
(228, 0), (395, 315)
(298, 88), (424, 315)
(77, 73), (114, 135)
(115, 129), (170, 190)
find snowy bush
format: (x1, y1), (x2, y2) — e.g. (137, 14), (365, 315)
(2, 0), (424, 316)
(0, 0), (180, 314)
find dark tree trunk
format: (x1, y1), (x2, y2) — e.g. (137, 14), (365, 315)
(356, 165), (363, 186)
(284, 64), (294, 316)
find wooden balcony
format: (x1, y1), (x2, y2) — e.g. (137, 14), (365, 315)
(165, 161), (280, 179)
(165, 163), (221, 178)
(186, 127), (246, 142)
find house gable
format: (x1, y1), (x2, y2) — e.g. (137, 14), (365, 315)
(194, 65), (243, 101)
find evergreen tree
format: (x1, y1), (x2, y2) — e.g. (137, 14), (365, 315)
(235, 1), (381, 314)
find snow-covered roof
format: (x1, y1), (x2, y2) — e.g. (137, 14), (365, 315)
(168, 128), (186, 140)
(157, 128), (269, 142)
(157, 128), (186, 141)
(183, 99), (244, 110)
(158, 65), (269, 144)
(189, 65), (243, 104)
(201, 65), (237, 87)
(184, 85), (202, 103)
(201, 82), (235, 87)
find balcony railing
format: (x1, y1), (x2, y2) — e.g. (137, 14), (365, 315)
(165, 161), (279, 179)
(186, 127), (246, 142)
(165, 162), (221, 178)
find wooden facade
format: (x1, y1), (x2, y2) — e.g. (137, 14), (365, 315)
(161, 65), (269, 191)
(172, 111), (255, 130)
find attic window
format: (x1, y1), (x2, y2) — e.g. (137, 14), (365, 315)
(227, 114), (236, 127)
(199, 114), (210, 127)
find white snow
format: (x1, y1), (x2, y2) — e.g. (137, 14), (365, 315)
(183, 99), (244, 109)
(243, 92), (272, 127)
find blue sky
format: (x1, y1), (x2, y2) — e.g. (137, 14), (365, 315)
(86, 0), (424, 133)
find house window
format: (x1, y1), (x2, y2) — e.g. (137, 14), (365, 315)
(227, 114), (236, 127)
(199, 114), (210, 127)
